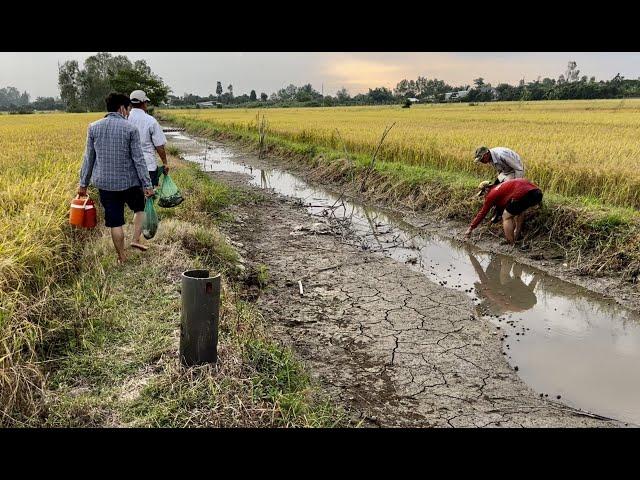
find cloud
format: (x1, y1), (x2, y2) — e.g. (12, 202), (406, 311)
(3, 52), (640, 99)
(320, 52), (575, 92)
(322, 54), (407, 92)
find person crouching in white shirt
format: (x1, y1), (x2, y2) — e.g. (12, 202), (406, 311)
(474, 146), (525, 182)
(474, 146), (526, 223)
(127, 89), (169, 189)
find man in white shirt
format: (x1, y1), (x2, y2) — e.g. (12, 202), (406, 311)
(127, 90), (169, 188)
(474, 146), (525, 182)
(474, 146), (526, 223)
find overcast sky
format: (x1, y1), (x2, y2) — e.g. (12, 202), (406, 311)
(2, 52), (640, 98)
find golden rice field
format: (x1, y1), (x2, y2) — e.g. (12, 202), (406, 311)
(2, 100), (639, 304)
(0, 113), (102, 304)
(0, 112), (100, 419)
(165, 99), (640, 209)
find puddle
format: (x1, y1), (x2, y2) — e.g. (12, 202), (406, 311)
(165, 128), (640, 426)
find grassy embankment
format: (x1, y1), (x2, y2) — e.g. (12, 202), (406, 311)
(1, 112), (343, 427)
(158, 102), (640, 281)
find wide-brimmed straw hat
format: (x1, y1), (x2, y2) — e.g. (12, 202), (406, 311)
(476, 180), (492, 197)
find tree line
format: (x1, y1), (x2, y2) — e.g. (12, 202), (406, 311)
(0, 86), (65, 113)
(167, 61), (640, 108)
(57, 52), (170, 112)
(3, 58), (640, 114)
(168, 85), (415, 108)
(1, 52), (170, 114)
(460, 63), (640, 103)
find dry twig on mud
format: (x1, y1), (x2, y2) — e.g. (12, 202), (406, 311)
(295, 260), (372, 284)
(313, 129), (357, 217)
(360, 122), (396, 193)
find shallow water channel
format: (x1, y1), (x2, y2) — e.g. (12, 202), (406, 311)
(165, 128), (640, 426)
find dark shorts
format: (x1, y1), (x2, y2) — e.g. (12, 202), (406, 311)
(505, 189), (543, 216)
(149, 166), (165, 187)
(149, 169), (159, 187)
(98, 187), (145, 228)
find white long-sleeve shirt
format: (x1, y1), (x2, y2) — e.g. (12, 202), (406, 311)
(489, 147), (525, 179)
(127, 107), (167, 171)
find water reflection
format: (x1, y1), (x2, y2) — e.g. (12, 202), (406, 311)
(260, 169), (270, 189)
(165, 128), (640, 425)
(469, 253), (540, 314)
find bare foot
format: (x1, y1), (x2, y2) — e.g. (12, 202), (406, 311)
(130, 242), (149, 251)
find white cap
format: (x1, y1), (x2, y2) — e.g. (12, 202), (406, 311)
(130, 90), (150, 103)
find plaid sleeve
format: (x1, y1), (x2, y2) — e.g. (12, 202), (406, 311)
(79, 125), (96, 188)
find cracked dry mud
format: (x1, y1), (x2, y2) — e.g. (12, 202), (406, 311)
(216, 170), (620, 428)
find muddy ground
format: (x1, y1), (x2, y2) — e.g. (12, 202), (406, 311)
(213, 168), (625, 427)
(259, 149), (640, 315)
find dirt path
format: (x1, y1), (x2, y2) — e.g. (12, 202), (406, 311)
(214, 170), (623, 428)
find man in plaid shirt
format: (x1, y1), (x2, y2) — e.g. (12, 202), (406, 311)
(78, 92), (154, 263)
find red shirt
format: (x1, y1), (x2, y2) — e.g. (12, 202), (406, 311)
(469, 179), (540, 230)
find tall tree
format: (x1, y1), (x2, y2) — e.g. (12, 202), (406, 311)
(276, 84), (298, 101)
(110, 59), (170, 106)
(250, 89), (257, 101)
(413, 77), (450, 98)
(367, 87), (394, 104)
(216, 81), (223, 101)
(57, 53), (169, 111)
(565, 61), (580, 82)
(295, 83), (319, 102)
(260, 92), (268, 101)
(394, 79), (417, 98)
(77, 52), (130, 111)
(58, 60), (81, 111)
(0, 86), (22, 108)
(31, 96), (64, 110)
(336, 87), (350, 103)
(19, 91), (30, 105)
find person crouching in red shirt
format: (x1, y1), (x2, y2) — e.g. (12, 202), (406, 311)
(464, 178), (543, 244)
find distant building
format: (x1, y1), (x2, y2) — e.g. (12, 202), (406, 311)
(478, 85), (499, 99)
(444, 90), (471, 101)
(196, 101), (222, 108)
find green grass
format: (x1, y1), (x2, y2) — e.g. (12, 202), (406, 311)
(160, 111), (640, 217)
(159, 102), (640, 209)
(42, 238), (343, 427)
(165, 144), (181, 156)
(158, 111), (640, 281)
(12, 159), (345, 428)
(256, 264), (269, 289)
